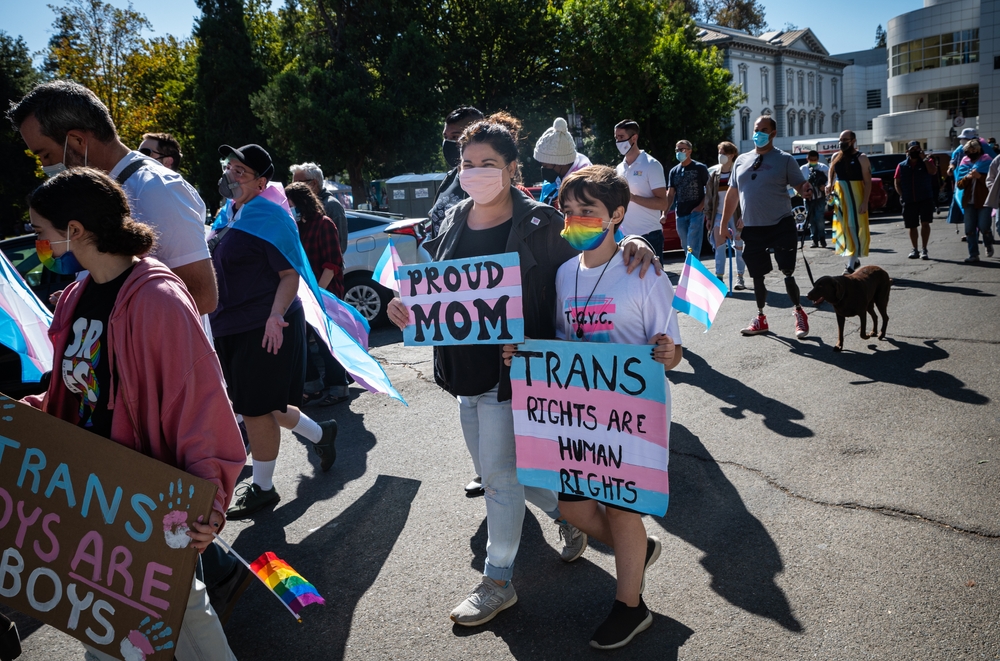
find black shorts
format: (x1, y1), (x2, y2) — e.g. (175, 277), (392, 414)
(558, 492), (641, 514)
(740, 215), (798, 278)
(214, 306), (307, 417)
(902, 199), (934, 228)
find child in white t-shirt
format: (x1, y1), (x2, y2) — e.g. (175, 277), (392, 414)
(506, 165), (682, 649)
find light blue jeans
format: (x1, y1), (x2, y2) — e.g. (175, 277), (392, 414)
(457, 385), (559, 581)
(711, 213), (745, 276)
(675, 210), (706, 255)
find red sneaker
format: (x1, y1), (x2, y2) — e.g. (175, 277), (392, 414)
(741, 314), (769, 336)
(793, 307), (809, 339)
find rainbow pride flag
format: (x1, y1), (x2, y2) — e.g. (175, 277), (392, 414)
(672, 250), (728, 331)
(250, 552), (325, 617)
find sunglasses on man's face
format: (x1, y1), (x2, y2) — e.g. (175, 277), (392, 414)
(139, 147), (169, 162)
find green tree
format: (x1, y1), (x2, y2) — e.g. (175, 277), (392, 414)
(0, 32), (43, 236)
(701, 0), (767, 36)
(875, 25), (887, 48)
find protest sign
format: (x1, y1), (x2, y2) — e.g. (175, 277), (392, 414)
(511, 339), (670, 516)
(0, 395), (216, 660)
(396, 251), (524, 346)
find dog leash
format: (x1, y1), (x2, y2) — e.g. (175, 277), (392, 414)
(727, 237), (733, 291)
(799, 227), (816, 287)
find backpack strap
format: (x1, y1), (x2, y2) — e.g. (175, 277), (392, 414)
(115, 158), (152, 186)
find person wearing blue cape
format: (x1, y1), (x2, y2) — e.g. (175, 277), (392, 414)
(210, 143), (339, 519)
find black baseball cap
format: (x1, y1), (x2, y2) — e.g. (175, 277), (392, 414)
(219, 143), (274, 179)
(906, 140), (921, 149)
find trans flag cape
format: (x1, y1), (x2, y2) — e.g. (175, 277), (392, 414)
(0, 249), (53, 382)
(213, 189), (403, 403)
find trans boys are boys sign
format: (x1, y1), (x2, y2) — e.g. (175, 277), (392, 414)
(0, 396), (216, 660)
(397, 252), (524, 346)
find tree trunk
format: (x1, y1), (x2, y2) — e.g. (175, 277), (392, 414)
(347, 158), (367, 210)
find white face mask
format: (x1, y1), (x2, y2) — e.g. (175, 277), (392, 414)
(718, 154), (729, 166)
(616, 139), (632, 156)
(42, 136), (87, 178)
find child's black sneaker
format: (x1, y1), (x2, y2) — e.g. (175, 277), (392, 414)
(589, 598), (652, 650)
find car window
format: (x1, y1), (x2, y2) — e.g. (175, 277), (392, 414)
(867, 154), (905, 172)
(347, 215), (388, 234)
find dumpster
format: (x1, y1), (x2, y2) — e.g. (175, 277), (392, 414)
(384, 173), (448, 217)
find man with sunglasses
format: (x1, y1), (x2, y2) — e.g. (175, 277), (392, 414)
(139, 132), (181, 171)
(720, 116), (814, 338)
(8, 81), (217, 315)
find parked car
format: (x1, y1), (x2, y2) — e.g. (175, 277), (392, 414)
(867, 153), (907, 212)
(342, 210), (431, 326)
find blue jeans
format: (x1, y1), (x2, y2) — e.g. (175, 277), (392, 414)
(457, 385), (559, 581)
(711, 214), (745, 276)
(675, 211), (705, 255)
(964, 206), (995, 257)
(807, 198), (826, 243)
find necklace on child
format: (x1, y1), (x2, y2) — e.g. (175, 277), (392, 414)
(573, 255), (614, 339)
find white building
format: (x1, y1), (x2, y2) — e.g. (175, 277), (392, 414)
(871, 0), (996, 152)
(697, 23), (849, 153)
(832, 47), (889, 152)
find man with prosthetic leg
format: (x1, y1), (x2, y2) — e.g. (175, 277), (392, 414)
(720, 116), (814, 337)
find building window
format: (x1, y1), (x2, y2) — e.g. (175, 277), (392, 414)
(818, 75), (823, 106)
(818, 113), (825, 133)
(832, 113), (840, 133)
(809, 111), (816, 135)
(927, 86), (979, 118)
(832, 78), (838, 108)
(787, 69), (795, 105)
(739, 63), (748, 92)
(890, 29), (979, 76)
(866, 89), (882, 109)
(797, 71), (805, 104)
(808, 72), (815, 105)
(740, 108), (751, 141)
(867, 120), (874, 130)
(788, 110), (796, 137)
(760, 67), (770, 103)
(799, 111), (806, 136)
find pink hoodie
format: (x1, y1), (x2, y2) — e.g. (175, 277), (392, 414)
(25, 258), (246, 518)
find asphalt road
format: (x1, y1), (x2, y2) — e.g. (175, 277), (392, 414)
(6, 210), (1000, 660)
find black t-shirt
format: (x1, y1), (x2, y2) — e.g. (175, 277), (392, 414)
(438, 218), (513, 396)
(60, 264), (135, 439)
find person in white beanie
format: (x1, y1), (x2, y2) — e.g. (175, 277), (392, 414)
(534, 117), (592, 207)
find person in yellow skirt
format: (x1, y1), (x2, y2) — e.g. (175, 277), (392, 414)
(827, 130), (872, 274)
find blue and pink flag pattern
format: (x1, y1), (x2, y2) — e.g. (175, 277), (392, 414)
(373, 241), (400, 292)
(672, 250), (728, 331)
(0, 250), (53, 382)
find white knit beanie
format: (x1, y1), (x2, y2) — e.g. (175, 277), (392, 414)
(533, 118), (577, 165)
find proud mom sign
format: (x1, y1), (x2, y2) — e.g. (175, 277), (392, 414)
(0, 396), (216, 660)
(511, 340), (670, 516)
(397, 252), (524, 346)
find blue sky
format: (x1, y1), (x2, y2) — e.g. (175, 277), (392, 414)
(1, 0), (922, 60)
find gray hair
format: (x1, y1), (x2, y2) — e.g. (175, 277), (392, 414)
(7, 80), (117, 143)
(289, 162), (324, 184)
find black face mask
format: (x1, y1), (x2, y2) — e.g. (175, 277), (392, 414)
(908, 149), (921, 160)
(840, 141), (854, 153)
(442, 140), (461, 169)
(541, 166), (559, 182)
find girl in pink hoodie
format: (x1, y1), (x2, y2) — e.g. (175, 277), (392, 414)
(26, 168), (245, 661)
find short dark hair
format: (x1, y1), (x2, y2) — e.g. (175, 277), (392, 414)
(459, 111), (521, 165)
(558, 165), (630, 224)
(284, 182), (326, 222)
(807, 150), (819, 159)
(28, 168), (155, 257)
(614, 120), (640, 137)
(756, 115), (777, 131)
(7, 80), (117, 144)
(143, 132), (181, 169)
(445, 106), (484, 127)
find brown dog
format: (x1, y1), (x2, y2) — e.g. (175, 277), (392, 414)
(806, 265), (892, 351)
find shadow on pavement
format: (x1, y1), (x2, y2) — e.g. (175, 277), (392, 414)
(227, 474), (421, 661)
(784, 337), (990, 404)
(672, 349), (813, 438)
(455, 512), (695, 658)
(892, 277), (996, 297)
(657, 423), (803, 632)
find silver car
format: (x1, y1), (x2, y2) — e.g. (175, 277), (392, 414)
(343, 210), (431, 325)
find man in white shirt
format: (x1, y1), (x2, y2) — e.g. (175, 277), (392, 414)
(614, 120), (669, 260)
(8, 81), (218, 314)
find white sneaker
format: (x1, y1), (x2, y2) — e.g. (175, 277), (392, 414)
(556, 519), (588, 562)
(449, 577), (518, 626)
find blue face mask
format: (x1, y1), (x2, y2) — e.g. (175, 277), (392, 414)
(675, 151), (687, 162)
(752, 131), (771, 148)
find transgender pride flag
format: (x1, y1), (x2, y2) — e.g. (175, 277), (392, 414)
(0, 250), (53, 381)
(672, 250), (728, 331)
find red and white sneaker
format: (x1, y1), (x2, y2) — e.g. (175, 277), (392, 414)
(793, 307), (809, 339)
(741, 314), (769, 336)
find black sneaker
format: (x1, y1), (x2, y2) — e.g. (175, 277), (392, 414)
(590, 599), (653, 650)
(313, 420), (338, 472)
(226, 482), (280, 520)
(208, 561), (254, 625)
(639, 536), (662, 594)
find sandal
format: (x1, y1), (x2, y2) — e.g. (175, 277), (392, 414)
(315, 392), (350, 406)
(301, 391), (325, 406)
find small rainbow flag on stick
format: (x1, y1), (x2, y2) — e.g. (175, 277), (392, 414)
(213, 535), (325, 622)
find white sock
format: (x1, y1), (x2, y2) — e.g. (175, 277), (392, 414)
(292, 413), (323, 443)
(253, 459), (276, 491)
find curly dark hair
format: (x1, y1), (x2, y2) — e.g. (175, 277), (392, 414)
(284, 182), (325, 222)
(459, 111), (522, 164)
(27, 168), (155, 257)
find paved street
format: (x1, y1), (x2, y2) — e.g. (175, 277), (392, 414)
(6, 211), (1000, 660)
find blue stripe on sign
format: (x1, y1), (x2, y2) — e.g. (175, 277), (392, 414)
(516, 468), (669, 516)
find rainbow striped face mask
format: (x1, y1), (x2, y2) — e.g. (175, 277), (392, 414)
(560, 215), (612, 251)
(36, 238), (83, 274)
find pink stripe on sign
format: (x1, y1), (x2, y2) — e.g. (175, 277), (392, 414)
(674, 285), (719, 318)
(396, 264), (522, 291)
(510, 383), (668, 447)
(515, 436), (669, 495)
(407, 297), (524, 324)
